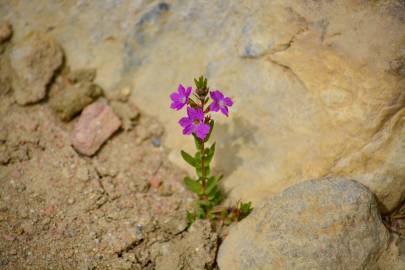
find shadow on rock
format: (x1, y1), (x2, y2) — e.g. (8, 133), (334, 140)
(212, 117), (258, 176)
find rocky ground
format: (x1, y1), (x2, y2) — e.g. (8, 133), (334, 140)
(0, 1), (404, 268)
(0, 23), (219, 269)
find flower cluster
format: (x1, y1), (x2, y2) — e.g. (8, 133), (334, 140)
(170, 82), (233, 140)
(169, 76), (252, 225)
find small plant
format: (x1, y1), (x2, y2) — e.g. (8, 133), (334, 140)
(170, 76), (252, 225)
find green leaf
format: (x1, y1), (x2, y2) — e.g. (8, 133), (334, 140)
(196, 166), (202, 178)
(184, 176), (203, 194)
(239, 201), (253, 220)
(205, 143), (216, 164)
(208, 189), (223, 204)
(186, 211), (196, 225)
(205, 166), (211, 176)
(206, 176), (218, 194)
(181, 150), (196, 167)
(196, 200), (212, 207)
(196, 206), (205, 219)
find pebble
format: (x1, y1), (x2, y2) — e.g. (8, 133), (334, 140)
(76, 166), (89, 182)
(0, 22), (12, 43)
(151, 137), (161, 147)
(3, 234), (15, 241)
(149, 176), (162, 189)
(67, 198), (75, 205)
(71, 102), (121, 156)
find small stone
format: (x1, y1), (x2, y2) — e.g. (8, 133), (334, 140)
(0, 22), (12, 43)
(151, 137), (161, 147)
(21, 221), (35, 234)
(71, 102), (121, 156)
(158, 184), (173, 196)
(49, 82), (103, 121)
(15, 183), (26, 193)
(120, 87), (131, 99)
(10, 32), (63, 105)
(76, 166), (89, 182)
(67, 198), (75, 205)
(149, 176), (161, 189)
(3, 234), (15, 241)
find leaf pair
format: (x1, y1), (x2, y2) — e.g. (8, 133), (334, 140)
(184, 176), (203, 195)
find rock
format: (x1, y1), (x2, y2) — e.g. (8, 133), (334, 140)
(4, 0), (404, 212)
(71, 102), (121, 156)
(120, 0), (405, 213)
(218, 178), (399, 270)
(110, 100), (140, 130)
(0, 22), (12, 43)
(148, 176), (161, 189)
(49, 82), (102, 121)
(10, 32), (63, 105)
(152, 220), (218, 270)
(238, 6), (307, 58)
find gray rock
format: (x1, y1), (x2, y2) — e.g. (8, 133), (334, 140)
(218, 178), (397, 270)
(10, 32), (63, 105)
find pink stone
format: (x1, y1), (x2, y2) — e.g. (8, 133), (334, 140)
(3, 234), (15, 241)
(71, 102), (121, 156)
(149, 176), (162, 188)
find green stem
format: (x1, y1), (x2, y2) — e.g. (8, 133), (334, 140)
(200, 97), (207, 194)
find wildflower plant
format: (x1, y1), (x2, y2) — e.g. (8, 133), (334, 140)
(170, 76), (252, 225)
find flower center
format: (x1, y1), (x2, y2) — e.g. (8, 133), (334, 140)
(181, 97), (186, 103)
(219, 100), (225, 107)
(193, 119), (200, 125)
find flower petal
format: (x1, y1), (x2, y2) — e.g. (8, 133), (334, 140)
(187, 107), (204, 121)
(185, 86), (192, 97)
(186, 106), (195, 118)
(179, 117), (192, 128)
(220, 106), (229, 117)
(224, 97), (233, 106)
(170, 92), (180, 101)
(195, 123), (210, 140)
(183, 124), (194, 135)
(178, 84), (186, 95)
(210, 101), (220, 112)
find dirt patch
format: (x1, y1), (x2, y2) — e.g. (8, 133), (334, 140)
(0, 32), (220, 269)
(0, 101), (220, 269)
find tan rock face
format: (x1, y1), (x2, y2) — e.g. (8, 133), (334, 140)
(71, 102), (121, 156)
(3, 0), (404, 211)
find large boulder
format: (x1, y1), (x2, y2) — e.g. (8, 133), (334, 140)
(3, 0), (404, 211)
(217, 178), (399, 270)
(10, 32), (63, 105)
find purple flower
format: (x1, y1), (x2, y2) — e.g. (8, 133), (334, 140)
(179, 107), (210, 140)
(170, 84), (192, 110)
(209, 90), (233, 116)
